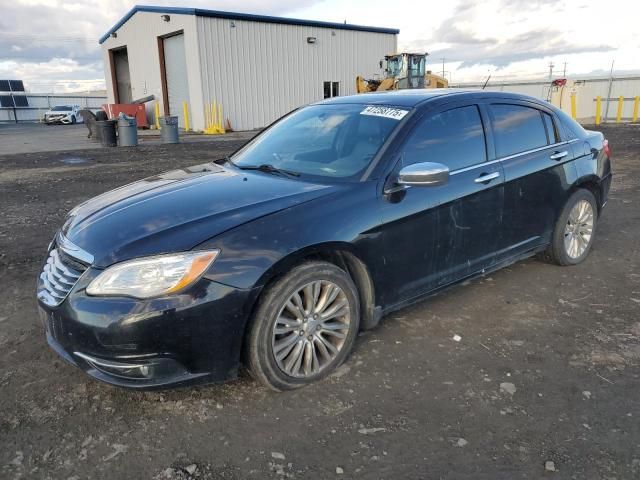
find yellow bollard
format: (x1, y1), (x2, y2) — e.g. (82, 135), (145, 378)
(203, 100), (226, 135)
(633, 96), (639, 123)
(595, 96), (602, 125)
(154, 102), (161, 129)
(182, 101), (190, 131)
(616, 95), (624, 123)
(570, 93), (577, 120)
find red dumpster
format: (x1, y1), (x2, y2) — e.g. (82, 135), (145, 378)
(102, 104), (149, 128)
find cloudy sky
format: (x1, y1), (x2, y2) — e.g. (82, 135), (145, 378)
(1, 0), (638, 92)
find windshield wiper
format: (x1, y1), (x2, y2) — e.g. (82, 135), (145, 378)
(235, 163), (300, 177)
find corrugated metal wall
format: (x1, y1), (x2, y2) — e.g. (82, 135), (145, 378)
(100, 11), (396, 131)
(196, 17), (397, 131)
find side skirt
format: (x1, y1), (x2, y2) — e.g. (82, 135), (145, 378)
(378, 245), (548, 319)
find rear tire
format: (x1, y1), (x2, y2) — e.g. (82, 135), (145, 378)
(246, 261), (360, 391)
(541, 189), (598, 266)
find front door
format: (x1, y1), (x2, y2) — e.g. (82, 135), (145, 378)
(379, 103), (504, 307)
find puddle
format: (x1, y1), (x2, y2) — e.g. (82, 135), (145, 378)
(59, 157), (88, 165)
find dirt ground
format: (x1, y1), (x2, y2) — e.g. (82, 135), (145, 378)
(1, 126), (639, 480)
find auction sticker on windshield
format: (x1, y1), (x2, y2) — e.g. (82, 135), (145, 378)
(360, 105), (409, 121)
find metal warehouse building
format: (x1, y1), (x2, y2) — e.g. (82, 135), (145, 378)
(99, 5), (399, 131)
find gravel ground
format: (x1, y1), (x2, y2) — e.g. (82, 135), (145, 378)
(0, 125), (639, 479)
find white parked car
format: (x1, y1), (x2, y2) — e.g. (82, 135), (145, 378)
(43, 105), (82, 125)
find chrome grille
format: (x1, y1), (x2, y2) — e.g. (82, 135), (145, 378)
(37, 237), (90, 307)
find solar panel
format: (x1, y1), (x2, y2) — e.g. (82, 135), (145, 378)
(0, 95), (13, 107)
(12, 95), (28, 107)
(0, 80), (10, 92)
(9, 80), (25, 92)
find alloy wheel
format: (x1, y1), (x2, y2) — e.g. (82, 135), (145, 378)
(564, 199), (594, 259)
(271, 280), (351, 378)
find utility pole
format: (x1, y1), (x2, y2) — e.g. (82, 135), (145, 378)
(562, 61), (568, 77)
(441, 58), (445, 78)
(548, 61), (555, 80)
(604, 59), (615, 121)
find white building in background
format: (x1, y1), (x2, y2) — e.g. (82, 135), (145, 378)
(99, 5), (398, 131)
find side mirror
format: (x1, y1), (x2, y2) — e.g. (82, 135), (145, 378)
(397, 162), (449, 187)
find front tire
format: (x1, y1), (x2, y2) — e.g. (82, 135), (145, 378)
(542, 189), (598, 266)
(71, 115), (77, 124)
(246, 261), (360, 391)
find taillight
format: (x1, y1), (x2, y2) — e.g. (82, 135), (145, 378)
(603, 139), (611, 158)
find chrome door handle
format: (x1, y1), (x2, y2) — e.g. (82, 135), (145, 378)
(474, 172), (500, 183)
(550, 150), (569, 160)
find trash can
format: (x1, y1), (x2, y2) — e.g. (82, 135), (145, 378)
(160, 116), (179, 144)
(96, 120), (117, 147)
(117, 114), (138, 147)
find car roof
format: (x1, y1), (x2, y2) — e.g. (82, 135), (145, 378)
(316, 89), (548, 108)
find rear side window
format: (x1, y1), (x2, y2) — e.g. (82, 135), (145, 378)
(401, 105), (486, 171)
(542, 112), (557, 143)
(490, 104), (548, 157)
(555, 108), (587, 140)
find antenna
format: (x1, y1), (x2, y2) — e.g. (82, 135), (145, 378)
(482, 72), (492, 90)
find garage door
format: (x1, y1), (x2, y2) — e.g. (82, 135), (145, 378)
(163, 34), (190, 128)
(112, 48), (132, 104)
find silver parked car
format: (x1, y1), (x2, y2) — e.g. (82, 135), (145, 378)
(44, 105), (82, 125)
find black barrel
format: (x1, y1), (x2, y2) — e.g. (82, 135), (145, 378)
(96, 120), (117, 147)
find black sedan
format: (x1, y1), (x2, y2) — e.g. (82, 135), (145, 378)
(37, 90), (612, 390)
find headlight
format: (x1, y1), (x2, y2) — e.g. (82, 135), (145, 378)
(86, 250), (219, 298)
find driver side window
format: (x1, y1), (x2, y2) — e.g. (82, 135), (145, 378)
(401, 105), (487, 171)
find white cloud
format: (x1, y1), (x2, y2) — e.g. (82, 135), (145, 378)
(1, 0), (638, 92)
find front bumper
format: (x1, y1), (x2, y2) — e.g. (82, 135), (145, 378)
(38, 269), (260, 389)
(44, 115), (73, 124)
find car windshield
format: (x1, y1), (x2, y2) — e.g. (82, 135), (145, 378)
(231, 104), (408, 180)
(52, 106), (72, 111)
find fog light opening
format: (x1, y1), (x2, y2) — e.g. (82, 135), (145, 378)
(74, 352), (153, 380)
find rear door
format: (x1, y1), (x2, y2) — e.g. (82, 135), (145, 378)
(379, 102), (504, 305)
(486, 101), (578, 259)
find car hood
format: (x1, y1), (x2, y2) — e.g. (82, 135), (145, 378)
(61, 163), (339, 267)
(46, 111), (72, 115)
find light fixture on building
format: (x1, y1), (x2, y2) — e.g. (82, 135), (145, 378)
(230, 20), (236, 28)
(111, 32), (117, 38)
(307, 36), (317, 44)
(161, 14), (170, 22)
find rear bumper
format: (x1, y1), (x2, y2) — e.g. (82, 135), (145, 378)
(38, 272), (260, 389)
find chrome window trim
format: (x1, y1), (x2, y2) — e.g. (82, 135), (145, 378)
(56, 232), (94, 265)
(449, 139), (579, 176)
(450, 158), (502, 176)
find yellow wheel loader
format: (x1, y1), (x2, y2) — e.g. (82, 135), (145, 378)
(356, 53), (449, 93)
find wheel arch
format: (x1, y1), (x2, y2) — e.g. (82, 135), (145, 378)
(249, 242), (379, 334)
(572, 175), (603, 213)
